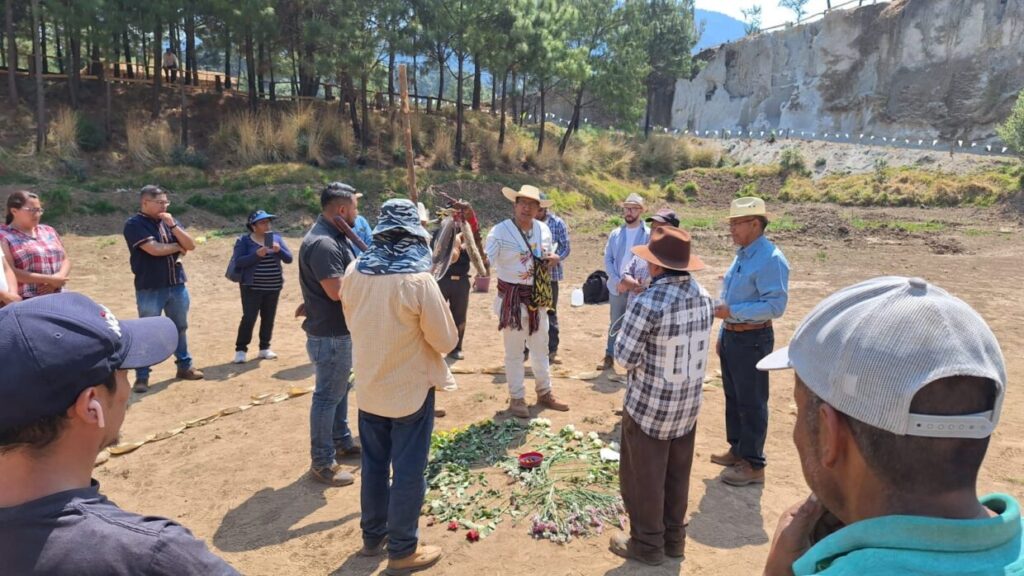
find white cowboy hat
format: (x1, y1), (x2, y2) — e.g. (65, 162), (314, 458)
(502, 184), (553, 208)
(729, 196), (768, 219)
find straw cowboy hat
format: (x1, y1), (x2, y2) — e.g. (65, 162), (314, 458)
(729, 196), (769, 219)
(631, 226), (705, 272)
(502, 184), (553, 208)
(621, 193), (645, 208)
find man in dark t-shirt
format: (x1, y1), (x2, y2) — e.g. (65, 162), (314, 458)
(299, 182), (363, 486)
(122, 185), (204, 392)
(0, 293), (238, 575)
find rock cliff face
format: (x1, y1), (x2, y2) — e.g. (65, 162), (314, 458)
(671, 0), (1024, 142)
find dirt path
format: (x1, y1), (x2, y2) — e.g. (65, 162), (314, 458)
(66, 202), (1024, 576)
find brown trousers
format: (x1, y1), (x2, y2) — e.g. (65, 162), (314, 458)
(619, 412), (696, 558)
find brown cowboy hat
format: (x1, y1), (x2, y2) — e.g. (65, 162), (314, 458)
(631, 226), (705, 272)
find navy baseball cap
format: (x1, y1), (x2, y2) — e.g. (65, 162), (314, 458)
(0, 293), (178, 429)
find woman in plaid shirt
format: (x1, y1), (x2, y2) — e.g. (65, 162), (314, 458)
(0, 191), (70, 299)
(609, 226), (714, 566)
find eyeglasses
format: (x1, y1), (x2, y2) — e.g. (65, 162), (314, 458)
(16, 207), (44, 215)
(146, 199), (171, 206)
(729, 217), (757, 228)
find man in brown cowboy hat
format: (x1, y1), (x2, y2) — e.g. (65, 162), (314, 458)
(609, 226), (715, 566)
(484, 185), (570, 418)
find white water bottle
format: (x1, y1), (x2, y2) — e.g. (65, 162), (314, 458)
(571, 287), (585, 307)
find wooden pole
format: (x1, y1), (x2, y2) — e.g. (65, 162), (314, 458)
(398, 63), (417, 203)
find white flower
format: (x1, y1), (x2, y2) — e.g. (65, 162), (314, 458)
(530, 417), (552, 427)
(592, 439), (604, 448)
(578, 454), (589, 461)
(609, 441), (621, 451)
(561, 424), (576, 434)
(573, 431), (584, 440)
(588, 431), (600, 441)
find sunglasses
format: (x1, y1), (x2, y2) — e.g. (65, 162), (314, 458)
(16, 207), (45, 215)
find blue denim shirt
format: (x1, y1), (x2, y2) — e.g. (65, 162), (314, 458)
(352, 215), (373, 256)
(722, 235), (790, 323)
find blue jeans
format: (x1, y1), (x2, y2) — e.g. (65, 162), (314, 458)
(306, 334), (355, 469)
(359, 390), (435, 560)
(135, 285), (193, 380)
(606, 291), (630, 356)
(719, 327), (774, 469)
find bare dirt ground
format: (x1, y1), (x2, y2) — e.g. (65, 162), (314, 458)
(61, 200), (1024, 576)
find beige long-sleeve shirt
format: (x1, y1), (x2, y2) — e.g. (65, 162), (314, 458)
(341, 263), (459, 418)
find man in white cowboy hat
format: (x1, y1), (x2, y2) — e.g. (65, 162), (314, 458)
(712, 196), (790, 486)
(485, 184), (570, 418)
(609, 226), (714, 566)
(758, 277), (1021, 575)
(600, 192), (649, 370)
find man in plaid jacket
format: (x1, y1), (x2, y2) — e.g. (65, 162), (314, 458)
(609, 226), (714, 566)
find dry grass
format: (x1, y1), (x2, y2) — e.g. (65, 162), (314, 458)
(49, 107), (80, 160)
(525, 143), (561, 171)
(125, 117), (172, 166)
(430, 127), (454, 170)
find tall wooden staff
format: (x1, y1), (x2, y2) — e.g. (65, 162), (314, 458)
(399, 64), (417, 203)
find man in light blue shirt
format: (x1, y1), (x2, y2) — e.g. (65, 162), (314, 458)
(352, 215), (373, 255)
(758, 276), (1022, 575)
(600, 193), (649, 370)
(711, 197), (789, 486)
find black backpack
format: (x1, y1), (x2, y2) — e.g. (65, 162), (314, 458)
(582, 270), (609, 304)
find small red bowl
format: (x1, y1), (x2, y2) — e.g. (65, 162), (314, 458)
(518, 452), (544, 469)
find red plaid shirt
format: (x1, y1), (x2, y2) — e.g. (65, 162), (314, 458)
(0, 224), (67, 298)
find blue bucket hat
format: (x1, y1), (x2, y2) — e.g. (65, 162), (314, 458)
(0, 293), (178, 429)
(371, 199), (430, 240)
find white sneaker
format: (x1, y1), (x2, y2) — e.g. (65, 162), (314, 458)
(232, 351), (246, 364)
(258, 349), (278, 360)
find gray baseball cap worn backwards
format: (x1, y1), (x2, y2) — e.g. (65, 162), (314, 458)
(758, 276), (1006, 439)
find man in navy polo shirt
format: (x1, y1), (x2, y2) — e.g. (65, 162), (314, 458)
(123, 185), (204, 392)
(0, 293), (238, 575)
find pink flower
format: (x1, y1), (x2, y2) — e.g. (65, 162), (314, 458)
(466, 529), (480, 542)
(447, 521), (459, 531)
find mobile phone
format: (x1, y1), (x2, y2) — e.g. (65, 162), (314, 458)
(264, 234), (274, 249)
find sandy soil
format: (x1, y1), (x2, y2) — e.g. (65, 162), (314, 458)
(60, 200), (1024, 576)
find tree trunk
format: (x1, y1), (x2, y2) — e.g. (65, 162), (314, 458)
(359, 72), (370, 149)
(289, 42), (298, 96)
(5, 0), (17, 103)
(223, 26), (231, 89)
(121, 29), (132, 78)
(490, 72), (496, 115)
(39, 13), (48, 74)
(387, 49), (395, 109)
(455, 51), (464, 164)
(435, 43), (445, 114)
(509, 70), (517, 123)
(498, 70), (508, 149)
(257, 41), (265, 97)
(558, 84), (585, 156)
(643, 84), (653, 138)
(343, 72), (359, 141)
(298, 37), (317, 97)
(90, 33), (102, 77)
(56, 22), (64, 74)
(179, 75), (188, 148)
(537, 79), (546, 153)
(31, 0), (44, 153)
(67, 23), (81, 109)
(518, 74), (527, 126)
(185, 7), (197, 85)
(471, 53), (481, 111)
(141, 31), (148, 79)
(244, 28), (257, 111)
(411, 50), (419, 110)
(151, 23), (162, 119)
(112, 32), (120, 77)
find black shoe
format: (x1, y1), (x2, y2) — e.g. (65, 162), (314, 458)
(335, 443), (362, 460)
(132, 379), (149, 393)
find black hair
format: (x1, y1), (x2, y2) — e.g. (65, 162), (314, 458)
(139, 185), (167, 200)
(5, 190), (40, 225)
(321, 182), (357, 209)
(0, 372), (118, 454)
(800, 375), (996, 495)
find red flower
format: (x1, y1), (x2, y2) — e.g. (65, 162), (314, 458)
(466, 529), (480, 542)
(447, 521), (459, 531)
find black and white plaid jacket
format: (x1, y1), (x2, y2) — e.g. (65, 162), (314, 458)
(614, 273), (714, 440)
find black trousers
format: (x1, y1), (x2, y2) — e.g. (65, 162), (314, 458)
(437, 275), (470, 353)
(547, 281), (560, 354)
(719, 327), (774, 469)
(235, 286), (281, 352)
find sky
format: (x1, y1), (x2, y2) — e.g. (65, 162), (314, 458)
(695, 0), (855, 30)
